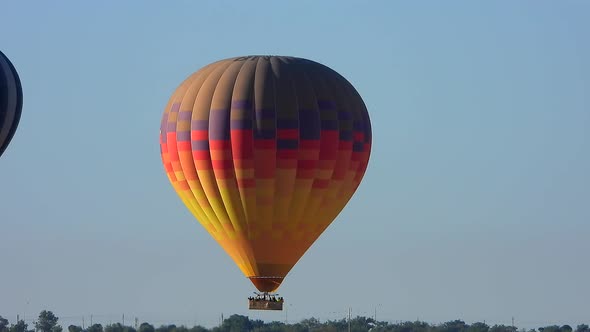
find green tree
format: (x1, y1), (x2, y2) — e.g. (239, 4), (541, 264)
(576, 325), (589, 332)
(388, 320), (431, 332)
(35, 311), (60, 332)
(410, 320), (431, 332)
(9, 321), (29, 332)
(252, 321), (286, 332)
(282, 324), (308, 332)
(187, 327), (208, 332)
(490, 325), (517, 332)
(539, 326), (561, 332)
(218, 314), (252, 332)
(468, 322), (490, 332)
(0, 316), (9, 332)
(250, 320), (264, 331)
(68, 325), (82, 332)
(562, 326), (573, 332)
(441, 320), (469, 332)
(347, 316), (378, 332)
(299, 317), (321, 330)
(139, 323), (155, 332)
(105, 323), (137, 332)
(87, 324), (104, 332)
(155, 325), (176, 332)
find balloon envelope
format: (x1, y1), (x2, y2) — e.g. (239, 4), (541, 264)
(0, 50), (23, 158)
(160, 56), (371, 292)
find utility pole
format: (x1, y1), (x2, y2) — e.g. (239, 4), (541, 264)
(24, 300), (29, 324)
(135, 317), (138, 330)
(122, 314), (125, 326)
(348, 307), (351, 332)
(82, 317), (85, 329)
(512, 317), (515, 330)
(90, 315), (93, 326)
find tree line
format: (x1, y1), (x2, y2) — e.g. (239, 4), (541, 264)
(1, 310), (589, 332)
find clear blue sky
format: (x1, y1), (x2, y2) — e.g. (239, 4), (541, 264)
(1, 1), (589, 329)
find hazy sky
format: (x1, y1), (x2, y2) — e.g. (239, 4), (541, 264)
(1, 1), (589, 329)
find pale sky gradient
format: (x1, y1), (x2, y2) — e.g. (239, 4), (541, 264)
(1, 1), (589, 329)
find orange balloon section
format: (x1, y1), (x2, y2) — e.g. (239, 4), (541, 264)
(159, 56), (371, 292)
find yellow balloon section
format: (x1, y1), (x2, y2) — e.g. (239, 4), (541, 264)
(160, 56), (371, 292)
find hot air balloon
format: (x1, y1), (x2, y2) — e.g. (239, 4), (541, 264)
(0, 50), (23, 158)
(159, 56), (371, 309)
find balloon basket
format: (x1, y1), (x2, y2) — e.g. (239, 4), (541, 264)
(248, 293), (284, 311)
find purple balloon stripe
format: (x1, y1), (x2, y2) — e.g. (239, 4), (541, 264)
(338, 110), (353, 120)
(254, 129), (275, 139)
(231, 100), (253, 109)
(178, 110), (192, 121)
(192, 140), (209, 151)
(362, 112), (372, 142)
(299, 110), (320, 121)
(161, 113), (169, 129)
(166, 123), (177, 131)
(317, 100), (336, 109)
(339, 131), (353, 141)
(160, 114), (169, 143)
(231, 119), (253, 129)
(299, 111), (321, 140)
(353, 141), (364, 152)
(276, 118), (298, 129)
(191, 120), (209, 130)
(277, 139), (298, 149)
(353, 121), (363, 130)
(300, 129), (321, 140)
(321, 120), (338, 130)
(209, 109), (230, 140)
(170, 103), (181, 113)
(210, 131), (230, 140)
(255, 108), (275, 119)
(176, 131), (191, 142)
(210, 108), (230, 113)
